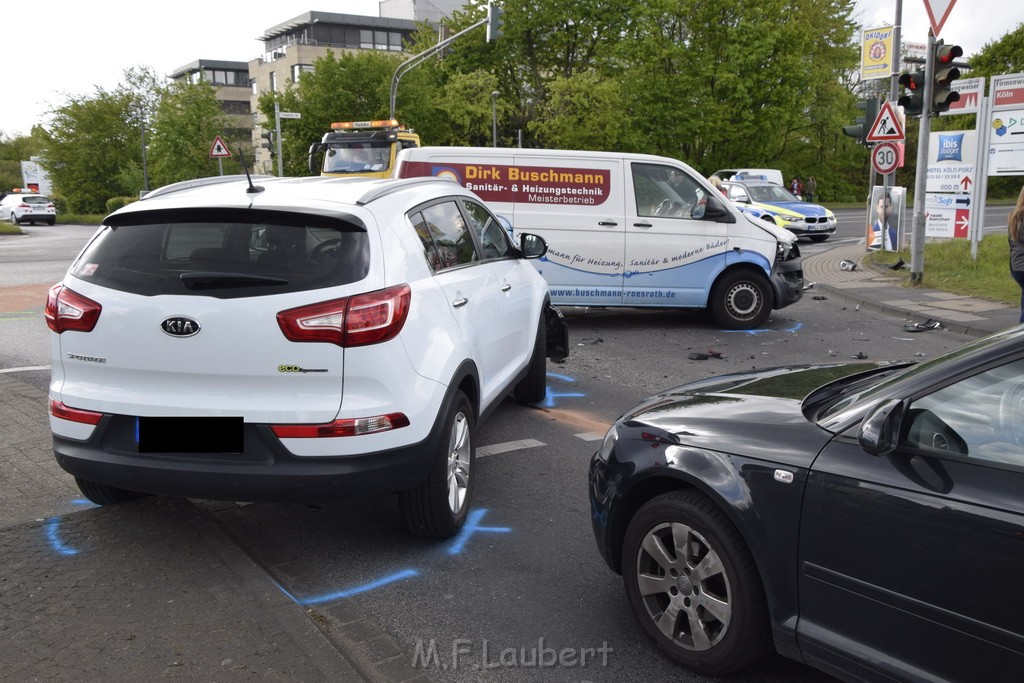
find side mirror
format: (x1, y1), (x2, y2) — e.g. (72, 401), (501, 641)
(858, 398), (904, 456)
(519, 233), (547, 259)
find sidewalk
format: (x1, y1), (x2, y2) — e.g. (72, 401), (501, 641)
(802, 243), (1021, 338)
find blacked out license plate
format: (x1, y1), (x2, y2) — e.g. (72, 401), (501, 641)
(137, 417), (243, 454)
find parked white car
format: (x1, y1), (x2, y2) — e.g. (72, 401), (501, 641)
(47, 174), (568, 537)
(1, 192), (57, 225)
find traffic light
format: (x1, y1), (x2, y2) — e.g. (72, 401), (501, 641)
(486, 2), (504, 42)
(897, 70), (925, 117)
(261, 130), (276, 157)
(842, 98), (878, 145)
(932, 40), (963, 114)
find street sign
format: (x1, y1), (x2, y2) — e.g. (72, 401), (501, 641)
(872, 142), (901, 175)
(279, 111), (302, 120)
(865, 101), (906, 142)
(925, 193), (970, 238)
(209, 136), (232, 158)
(991, 73), (1024, 111)
(923, 0), (958, 37)
(926, 130), (976, 192)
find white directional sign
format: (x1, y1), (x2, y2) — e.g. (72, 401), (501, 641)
(279, 111), (302, 120)
(926, 130), (977, 193)
(872, 142), (901, 175)
(941, 77), (984, 116)
(866, 101), (906, 143)
(925, 193), (971, 239)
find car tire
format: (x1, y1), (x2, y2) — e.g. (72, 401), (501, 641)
(808, 234), (829, 243)
(74, 476), (149, 505)
(710, 270), (771, 330)
(9, 214), (18, 225)
(47, 219), (56, 226)
(622, 490), (771, 676)
(400, 390), (475, 538)
(514, 314), (547, 405)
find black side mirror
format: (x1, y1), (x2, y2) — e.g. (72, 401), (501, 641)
(858, 398), (904, 456)
(519, 233), (547, 259)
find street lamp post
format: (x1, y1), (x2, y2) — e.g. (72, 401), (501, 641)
(491, 91), (500, 148)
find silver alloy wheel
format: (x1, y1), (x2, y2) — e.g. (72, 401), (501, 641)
(636, 521), (732, 651)
(446, 411), (471, 514)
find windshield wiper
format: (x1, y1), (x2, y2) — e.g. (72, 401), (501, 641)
(180, 272), (288, 290)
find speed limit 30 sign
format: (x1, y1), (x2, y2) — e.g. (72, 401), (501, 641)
(872, 141), (900, 175)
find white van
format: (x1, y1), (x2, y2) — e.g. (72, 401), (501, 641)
(395, 148), (803, 329)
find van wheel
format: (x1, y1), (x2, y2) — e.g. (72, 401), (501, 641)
(710, 271), (771, 330)
(514, 314), (547, 405)
(75, 477), (149, 505)
(400, 390), (475, 538)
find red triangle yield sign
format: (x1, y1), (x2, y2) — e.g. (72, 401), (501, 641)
(865, 101), (905, 142)
(923, 0), (957, 37)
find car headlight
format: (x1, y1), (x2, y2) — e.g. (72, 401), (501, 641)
(595, 425), (617, 462)
(776, 214), (802, 223)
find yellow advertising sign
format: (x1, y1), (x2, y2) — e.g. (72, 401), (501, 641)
(861, 26), (895, 81)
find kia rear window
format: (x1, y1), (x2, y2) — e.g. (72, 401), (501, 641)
(71, 210), (369, 298)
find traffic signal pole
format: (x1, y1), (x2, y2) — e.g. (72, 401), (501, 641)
(909, 30), (936, 285)
(884, 0), (902, 192)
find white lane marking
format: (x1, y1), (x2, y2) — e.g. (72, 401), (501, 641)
(0, 365), (50, 374)
(575, 432), (605, 442)
(477, 439), (546, 458)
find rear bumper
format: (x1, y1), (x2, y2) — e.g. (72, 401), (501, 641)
(53, 415), (438, 503)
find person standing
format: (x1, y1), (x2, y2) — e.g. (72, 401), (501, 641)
(789, 177), (803, 200)
(805, 176), (817, 202)
(1008, 185), (1024, 323)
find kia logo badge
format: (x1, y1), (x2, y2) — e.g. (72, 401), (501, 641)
(161, 317), (201, 337)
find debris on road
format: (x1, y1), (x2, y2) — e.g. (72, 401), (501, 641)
(852, 351), (868, 359)
(904, 319), (942, 333)
(688, 352), (710, 361)
(839, 259), (857, 272)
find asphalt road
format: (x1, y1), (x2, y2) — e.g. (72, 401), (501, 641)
(0, 215), (989, 680)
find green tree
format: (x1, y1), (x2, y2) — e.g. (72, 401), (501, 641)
(529, 72), (637, 150)
(0, 131), (45, 191)
(148, 80), (235, 186)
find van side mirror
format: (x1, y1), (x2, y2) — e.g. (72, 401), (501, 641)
(519, 233), (547, 259)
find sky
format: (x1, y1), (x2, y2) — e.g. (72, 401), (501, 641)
(1, 1), (1020, 139)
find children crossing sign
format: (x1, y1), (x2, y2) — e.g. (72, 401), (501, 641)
(209, 136), (232, 158)
(865, 101), (906, 143)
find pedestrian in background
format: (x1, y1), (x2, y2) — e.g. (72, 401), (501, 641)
(789, 177), (803, 200)
(805, 176), (817, 202)
(1008, 185), (1024, 323)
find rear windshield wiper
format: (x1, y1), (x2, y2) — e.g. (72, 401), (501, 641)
(180, 272), (289, 290)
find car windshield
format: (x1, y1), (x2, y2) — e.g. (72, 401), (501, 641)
(324, 144), (391, 173)
(71, 208), (369, 298)
(749, 185), (799, 203)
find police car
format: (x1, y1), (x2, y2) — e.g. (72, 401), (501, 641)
(1, 189), (57, 225)
(721, 179), (836, 242)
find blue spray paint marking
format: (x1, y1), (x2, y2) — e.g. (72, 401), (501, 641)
(45, 518), (80, 556)
(542, 372), (586, 408)
(722, 322), (803, 336)
(447, 508), (511, 555)
(294, 569), (420, 606)
(72, 499), (97, 507)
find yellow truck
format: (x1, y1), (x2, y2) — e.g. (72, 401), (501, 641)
(308, 119), (420, 179)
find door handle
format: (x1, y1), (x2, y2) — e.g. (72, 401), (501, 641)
(452, 297), (468, 308)
(598, 220), (618, 227)
(500, 283), (512, 292)
(634, 221), (653, 228)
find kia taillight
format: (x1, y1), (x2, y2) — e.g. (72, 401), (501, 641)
(277, 284), (411, 347)
(49, 399), (103, 425)
(271, 413), (410, 438)
(45, 284), (102, 333)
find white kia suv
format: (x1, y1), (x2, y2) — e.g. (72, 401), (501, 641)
(47, 174), (568, 537)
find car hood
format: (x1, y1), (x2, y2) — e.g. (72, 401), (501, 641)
(757, 200), (832, 217)
(619, 362), (890, 468)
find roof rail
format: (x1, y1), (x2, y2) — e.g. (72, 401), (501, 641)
(142, 175), (276, 201)
(356, 176), (459, 206)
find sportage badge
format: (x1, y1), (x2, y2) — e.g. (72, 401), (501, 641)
(161, 317), (201, 337)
